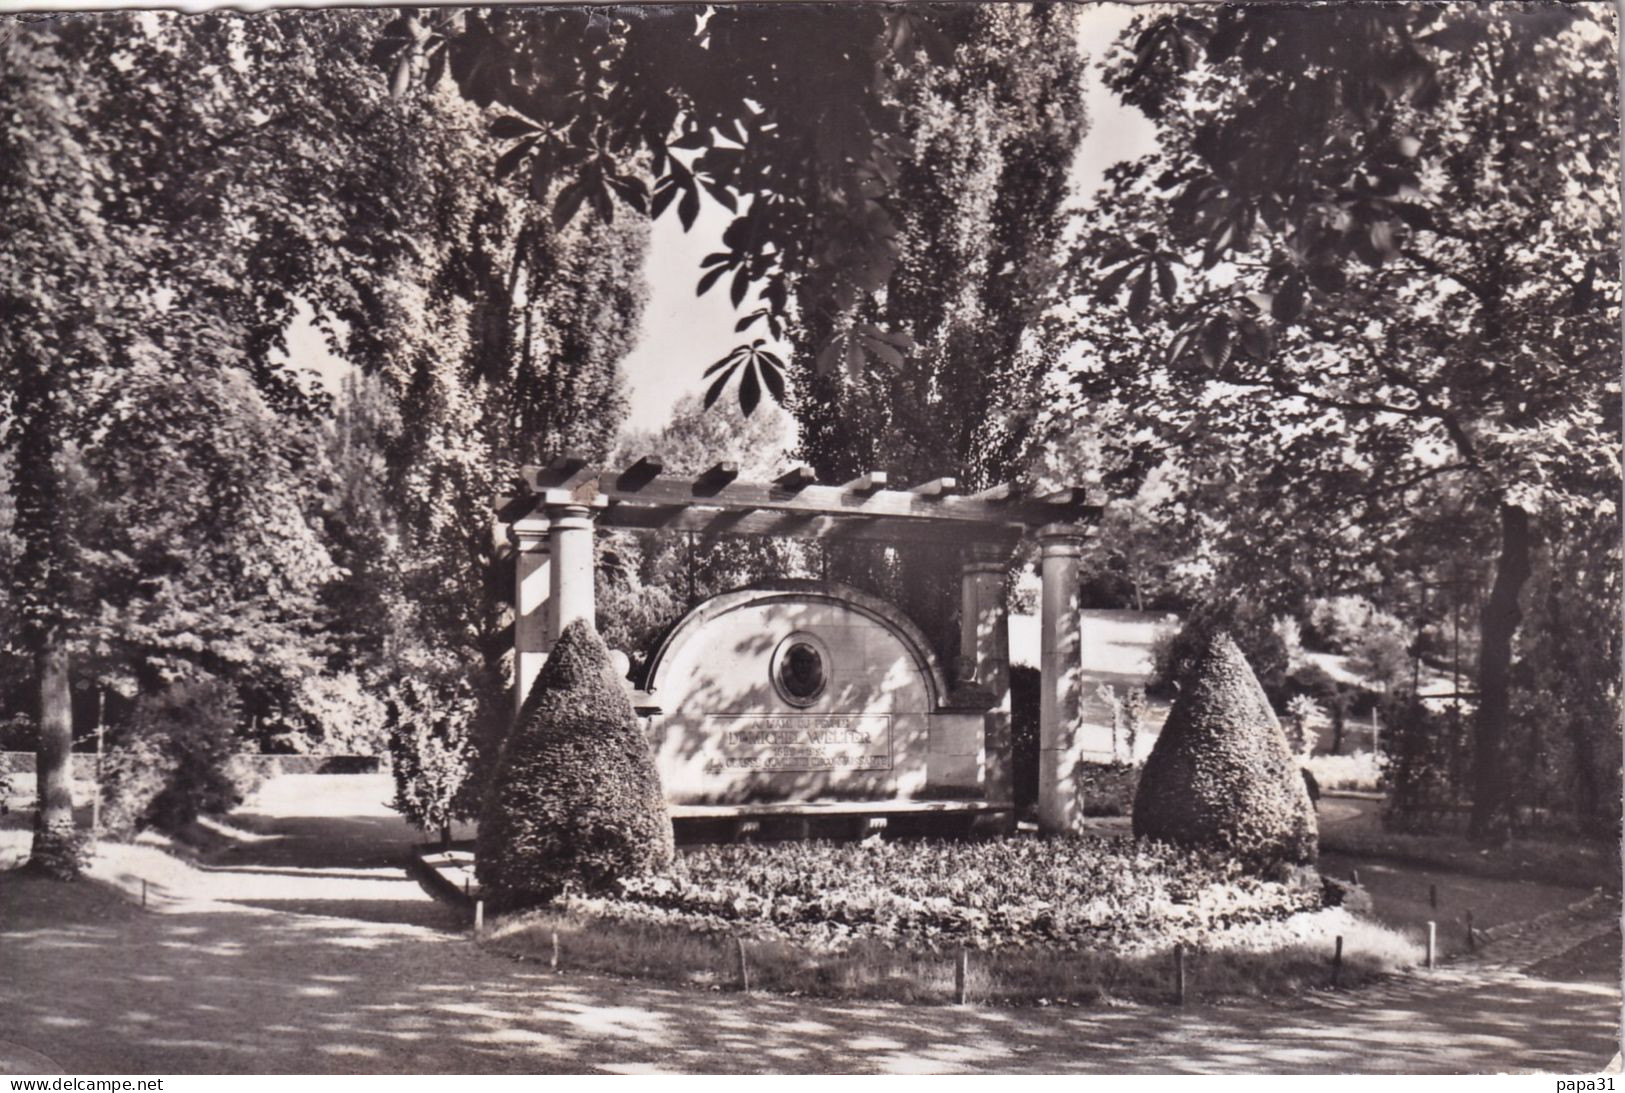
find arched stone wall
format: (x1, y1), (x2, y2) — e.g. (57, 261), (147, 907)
(642, 581), (984, 804)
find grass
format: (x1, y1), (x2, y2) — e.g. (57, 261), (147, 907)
(1321, 825), (1620, 892)
(485, 902), (1421, 1006)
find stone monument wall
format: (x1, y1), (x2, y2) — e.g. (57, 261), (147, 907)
(641, 583), (985, 804)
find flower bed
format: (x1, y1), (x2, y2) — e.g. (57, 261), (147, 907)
(569, 835), (1323, 954)
(484, 836), (1425, 1005)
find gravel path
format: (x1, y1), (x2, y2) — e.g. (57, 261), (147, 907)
(1, 776), (1617, 1075)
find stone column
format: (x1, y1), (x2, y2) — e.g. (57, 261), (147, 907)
(1038, 523), (1089, 832)
(511, 515), (551, 719)
(961, 542), (1012, 804)
(546, 502), (598, 641)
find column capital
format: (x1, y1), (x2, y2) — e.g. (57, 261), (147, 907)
(961, 540), (1011, 573)
(511, 514), (552, 550)
(1036, 522), (1090, 555)
(542, 504), (596, 532)
(539, 486), (609, 511)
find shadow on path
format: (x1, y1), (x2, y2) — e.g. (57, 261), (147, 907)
(3, 775), (1617, 1074)
(2, 872), (1618, 1075)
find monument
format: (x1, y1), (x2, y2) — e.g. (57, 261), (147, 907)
(499, 456), (1102, 834)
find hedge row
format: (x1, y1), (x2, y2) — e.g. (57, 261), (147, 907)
(0, 752), (383, 777)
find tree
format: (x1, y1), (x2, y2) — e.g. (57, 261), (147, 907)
(390, 6), (1084, 412)
(0, 10), (509, 874)
(792, 4), (1086, 483)
(1070, 5), (1619, 840)
(385, 676), (476, 847)
(360, 150), (648, 818)
(781, 4), (1087, 645)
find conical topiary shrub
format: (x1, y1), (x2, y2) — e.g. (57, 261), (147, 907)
(476, 619), (674, 906)
(1132, 631), (1317, 870)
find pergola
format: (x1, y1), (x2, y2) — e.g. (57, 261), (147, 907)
(499, 454), (1103, 832)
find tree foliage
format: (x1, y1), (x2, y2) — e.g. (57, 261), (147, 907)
(1, 12), (416, 869)
(599, 394), (812, 672)
(781, 4), (1087, 646)
(398, 5), (1087, 413)
(1, 9), (650, 870)
(1069, 5), (1620, 839)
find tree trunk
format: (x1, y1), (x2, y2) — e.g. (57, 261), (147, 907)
(30, 639), (79, 877)
(13, 344), (80, 877)
(1468, 504), (1533, 842)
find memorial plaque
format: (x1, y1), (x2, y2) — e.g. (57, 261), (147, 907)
(703, 713), (892, 772)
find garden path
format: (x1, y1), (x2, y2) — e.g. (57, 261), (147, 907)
(1, 776), (1617, 1075)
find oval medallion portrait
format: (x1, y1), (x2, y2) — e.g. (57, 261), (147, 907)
(771, 632), (829, 707)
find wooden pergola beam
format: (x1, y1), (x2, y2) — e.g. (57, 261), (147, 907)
(526, 452), (594, 490)
(616, 455), (663, 491)
(693, 461), (740, 496)
(600, 501), (1024, 546)
(775, 465), (817, 491)
(908, 477), (958, 498)
(969, 481), (1024, 504)
(516, 462), (1100, 532)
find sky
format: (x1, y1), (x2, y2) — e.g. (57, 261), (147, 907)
(289, 4), (1158, 435)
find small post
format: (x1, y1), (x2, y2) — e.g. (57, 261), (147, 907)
(141, 879), (147, 909)
(463, 876), (470, 897)
(1174, 945), (1186, 1005)
(551, 930), (560, 971)
(955, 948), (969, 1005)
(1331, 935), (1344, 988)
(1350, 869), (1360, 887)
(1426, 921), (1436, 968)
(474, 899), (485, 937)
(1429, 883), (1438, 910)
(91, 688), (104, 834)
(1466, 910), (1475, 952)
(735, 937), (751, 994)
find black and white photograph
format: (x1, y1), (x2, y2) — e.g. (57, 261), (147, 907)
(0, 0), (1620, 1078)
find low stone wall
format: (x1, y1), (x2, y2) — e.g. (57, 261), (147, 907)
(1, 752), (385, 777)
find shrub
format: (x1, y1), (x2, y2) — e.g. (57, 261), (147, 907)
(1382, 696), (1471, 832)
(1285, 661), (1341, 703)
(1123, 685), (1147, 761)
(99, 678), (261, 839)
(1282, 695), (1322, 759)
(0, 713), (34, 751)
(386, 674), (479, 845)
(476, 619), (673, 906)
(1133, 632), (1318, 870)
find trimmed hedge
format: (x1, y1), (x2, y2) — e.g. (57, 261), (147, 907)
(1133, 632), (1317, 870)
(476, 620), (674, 906)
